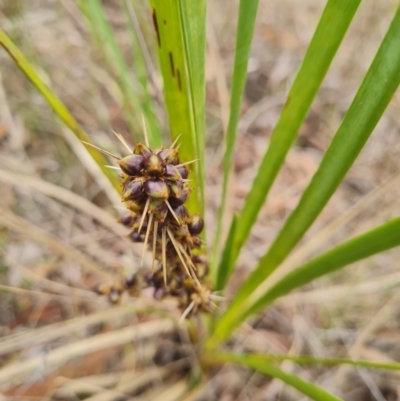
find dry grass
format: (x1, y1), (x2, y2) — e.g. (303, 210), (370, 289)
(1, 0), (400, 400)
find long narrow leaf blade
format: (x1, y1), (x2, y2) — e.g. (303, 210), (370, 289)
(77, 0), (161, 147)
(121, 0), (161, 147)
(148, 0), (202, 215)
(0, 28), (120, 193)
(216, 215), (238, 290)
(211, 5), (400, 346)
(247, 217), (400, 316)
(178, 0), (206, 215)
(211, 0), (259, 278)
(210, 354), (344, 401)
(219, 0), (362, 285)
(211, 353), (400, 371)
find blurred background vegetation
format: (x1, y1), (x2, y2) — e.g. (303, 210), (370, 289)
(1, 0), (400, 400)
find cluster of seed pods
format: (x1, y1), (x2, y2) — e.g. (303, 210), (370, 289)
(92, 135), (215, 318)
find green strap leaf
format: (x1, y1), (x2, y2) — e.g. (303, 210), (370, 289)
(208, 353), (344, 401)
(211, 0), (260, 279)
(247, 217), (400, 316)
(216, 215), (238, 290)
(218, 0), (362, 286)
(178, 0), (206, 216)
(211, 5), (400, 346)
(148, 0), (203, 215)
(77, 0), (161, 147)
(121, 0), (162, 147)
(210, 353), (400, 371)
(0, 28), (120, 193)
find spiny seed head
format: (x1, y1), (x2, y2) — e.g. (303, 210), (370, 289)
(144, 179), (170, 200)
(134, 142), (152, 158)
(118, 154), (144, 176)
(177, 165), (189, 179)
(188, 213), (204, 235)
(143, 154), (164, 176)
(158, 148), (179, 165)
(164, 164), (182, 181)
(148, 199), (168, 222)
(122, 179), (145, 202)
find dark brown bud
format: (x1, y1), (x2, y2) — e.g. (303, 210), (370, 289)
(143, 154), (164, 176)
(168, 187), (191, 208)
(164, 164), (182, 181)
(148, 199), (168, 222)
(177, 165), (189, 179)
(118, 154), (144, 176)
(173, 205), (190, 224)
(144, 179), (170, 200)
(119, 212), (134, 227)
(134, 142), (152, 158)
(158, 148), (179, 165)
(188, 213), (204, 235)
(122, 179), (145, 202)
(129, 231), (144, 242)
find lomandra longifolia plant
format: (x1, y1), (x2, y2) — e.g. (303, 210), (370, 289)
(3, 0), (400, 399)
(86, 132), (216, 319)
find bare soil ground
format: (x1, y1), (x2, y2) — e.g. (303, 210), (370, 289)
(1, 0), (400, 400)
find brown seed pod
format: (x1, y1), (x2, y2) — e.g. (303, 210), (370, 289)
(177, 165), (189, 179)
(119, 212), (134, 227)
(158, 148), (179, 165)
(188, 213), (204, 235)
(164, 164), (182, 181)
(172, 205), (191, 224)
(129, 231), (144, 242)
(168, 186), (191, 208)
(118, 154), (144, 176)
(143, 154), (164, 176)
(144, 179), (170, 200)
(122, 179), (145, 202)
